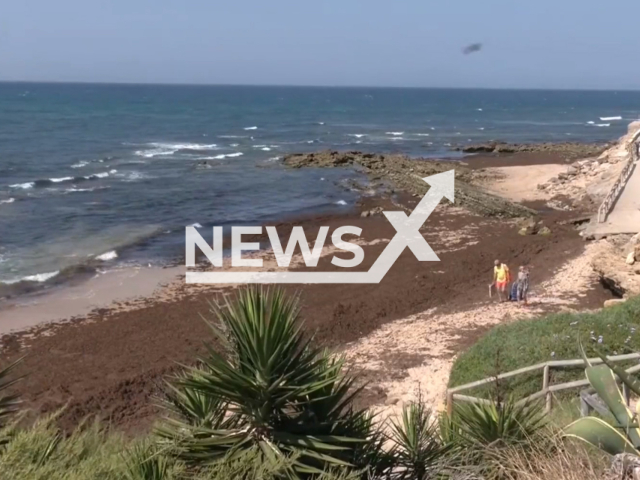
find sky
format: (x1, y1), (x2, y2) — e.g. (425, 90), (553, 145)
(1, 0), (639, 89)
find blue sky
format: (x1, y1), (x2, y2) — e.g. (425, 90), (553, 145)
(1, 0), (639, 89)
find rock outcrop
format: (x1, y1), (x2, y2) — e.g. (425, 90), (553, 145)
(455, 141), (609, 158)
(536, 121), (640, 209)
(591, 238), (640, 298)
(283, 151), (536, 218)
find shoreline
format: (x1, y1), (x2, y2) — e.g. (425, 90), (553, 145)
(0, 144), (618, 433)
(0, 145), (591, 336)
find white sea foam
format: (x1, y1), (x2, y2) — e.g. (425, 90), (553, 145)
(210, 152), (244, 160)
(335, 200), (348, 206)
(477, 108), (483, 111)
(50, 176), (74, 183)
(244, 126), (258, 130)
(253, 145), (267, 148)
(478, 127), (485, 130)
(3, 271), (61, 284)
(64, 188), (97, 193)
(415, 133), (430, 136)
(135, 142), (218, 158)
(587, 121), (595, 125)
(600, 116), (622, 121)
(96, 250), (118, 261)
(390, 137), (405, 140)
(348, 134), (367, 138)
(0, 198), (15, 205)
(153, 142), (217, 150)
(261, 147), (271, 151)
(119, 171), (147, 182)
(595, 123), (610, 127)
(430, 127), (436, 130)
(89, 171), (111, 179)
(10, 182), (34, 189)
(71, 161), (89, 168)
(218, 135), (245, 139)
(230, 143), (239, 147)
(386, 132), (404, 136)
(318, 122), (325, 125)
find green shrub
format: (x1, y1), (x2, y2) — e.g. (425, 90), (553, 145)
(449, 296), (640, 400)
(156, 287), (382, 478)
(387, 400), (449, 480)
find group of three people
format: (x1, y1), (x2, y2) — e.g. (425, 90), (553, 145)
(493, 259), (529, 304)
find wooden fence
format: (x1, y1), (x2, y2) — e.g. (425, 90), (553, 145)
(446, 352), (640, 415)
(597, 131), (640, 223)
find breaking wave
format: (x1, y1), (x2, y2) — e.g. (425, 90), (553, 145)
(96, 250), (118, 261)
(201, 152), (244, 160)
(1, 270), (60, 285)
(9, 170), (117, 189)
(135, 142), (218, 158)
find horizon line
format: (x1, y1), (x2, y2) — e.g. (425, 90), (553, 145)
(1, 79), (639, 93)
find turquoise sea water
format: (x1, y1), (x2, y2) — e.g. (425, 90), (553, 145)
(1, 83), (640, 295)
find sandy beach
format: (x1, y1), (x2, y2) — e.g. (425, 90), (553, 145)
(0, 145), (619, 434)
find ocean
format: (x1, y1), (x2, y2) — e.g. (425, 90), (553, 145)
(1, 82), (640, 296)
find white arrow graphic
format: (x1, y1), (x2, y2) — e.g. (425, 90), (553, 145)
(186, 169), (455, 284)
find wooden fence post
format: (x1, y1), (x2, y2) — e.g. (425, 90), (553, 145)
(543, 364), (551, 412)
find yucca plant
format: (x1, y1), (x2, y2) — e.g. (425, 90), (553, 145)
(563, 350), (640, 456)
(156, 287), (378, 477)
(387, 400), (450, 480)
(443, 399), (546, 449)
(123, 441), (173, 480)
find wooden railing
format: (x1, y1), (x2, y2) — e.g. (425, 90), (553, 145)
(446, 352), (640, 415)
(597, 131), (640, 223)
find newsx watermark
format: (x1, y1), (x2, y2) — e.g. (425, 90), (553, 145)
(185, 170), (454, 284)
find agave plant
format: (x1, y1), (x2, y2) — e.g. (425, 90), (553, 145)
(156, 287), (379, 477)
(387, 400), (450, 480)
(563, 350), (640, 456)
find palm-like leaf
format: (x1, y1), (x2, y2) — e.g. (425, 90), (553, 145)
(388, 401), (449, 480)
(123, 441), (172, 480)
(447, 399), (546, 448)
(157, 287), (378, 477)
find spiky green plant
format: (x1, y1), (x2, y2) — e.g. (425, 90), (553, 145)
(156, 287), (379, 477)
(563, 349), (640, 456)
(387, 400), (449, 480)
(123, 441), (172, 480)
(443, 399), (546, 449)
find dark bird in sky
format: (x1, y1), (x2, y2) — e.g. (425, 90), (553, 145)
(462, 43), (482, 55)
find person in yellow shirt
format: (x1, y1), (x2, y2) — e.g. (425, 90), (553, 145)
(493, 259), (510, 302)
